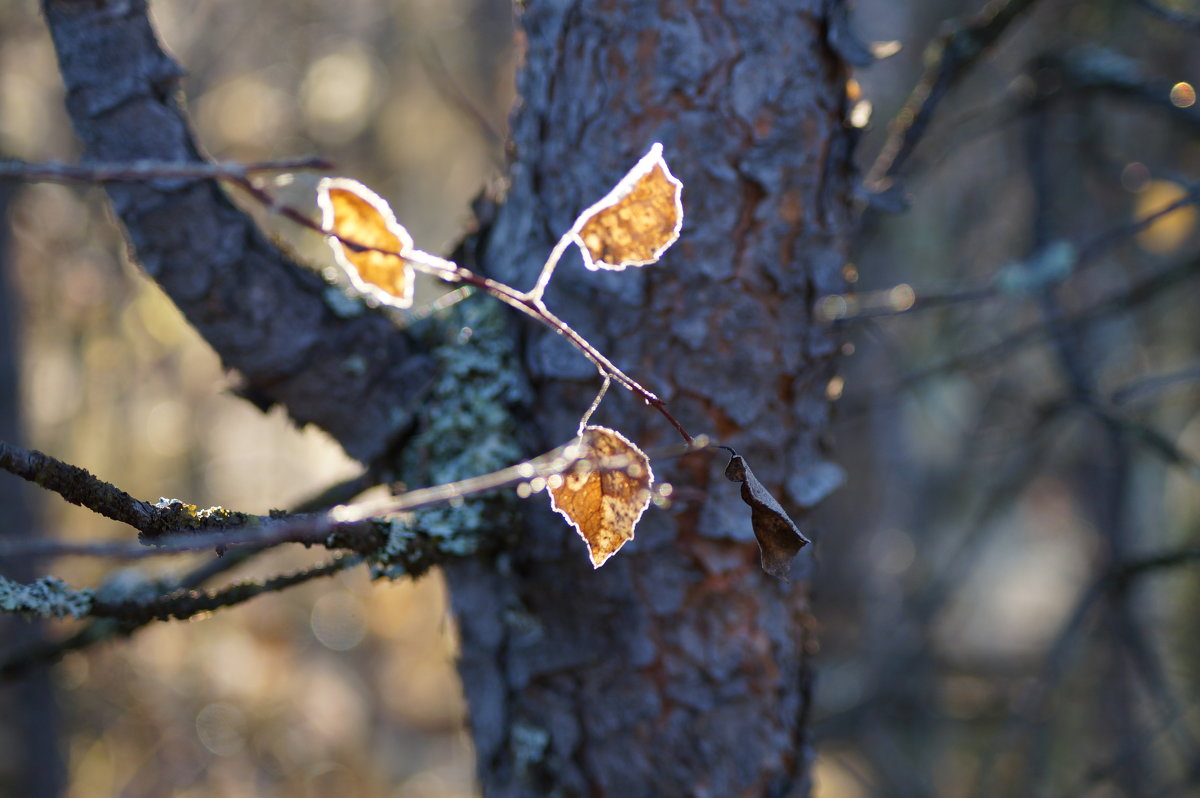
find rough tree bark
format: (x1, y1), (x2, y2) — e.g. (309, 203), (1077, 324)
(39, 0), (853, 795)
(446, 2), (853, 795)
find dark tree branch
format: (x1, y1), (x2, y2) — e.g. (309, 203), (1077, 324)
(830, 178), (1200, 324)
(850, 251), (1200, 411)
(1038, 49), (1200, 132)
(1081, 403), (1200, 480)
(866, 0), (1044, 190)
(0, 469), (389, 680)
(0, 555), (359, 681)
(0, 156), (331, 184)
(416, 42), (506, 162)
(0, 515), (383, 561)
(1134, 0), (1200, 33)
(1108, 546), (1200, 584)
(41, 0), (437, 464)
(88, 554), (359, 624)
(0, 439), (241, 538)
(1111, 363), (1200, 405)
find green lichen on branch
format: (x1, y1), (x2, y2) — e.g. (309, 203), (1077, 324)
(371, 295), (527, 578)
(0, 575), (94, 620)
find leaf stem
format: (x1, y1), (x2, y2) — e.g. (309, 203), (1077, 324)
(577, 376), (611, 434)
(528, 232), (576, 303)
(226, 178), (697, 445)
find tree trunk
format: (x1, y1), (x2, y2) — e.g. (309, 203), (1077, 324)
(39, 1), (854, 795)
(0, 186), (66, 798)
(445, 2), (852, 795)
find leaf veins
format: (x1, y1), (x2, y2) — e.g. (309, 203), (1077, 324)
(548, 426), (654, 568)
(317, 177), (415, 308)
(569, 142), (683, 271)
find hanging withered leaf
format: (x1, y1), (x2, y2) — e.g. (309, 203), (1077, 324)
(724, 451), (811, 580)
(317, 177), (415, 308)
(548, 425), (654, 568)
(568, 142), (683, 271)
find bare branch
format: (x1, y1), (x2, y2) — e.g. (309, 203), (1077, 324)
(0, 157), (331, 185)
(1134, 0), (1200, 34)
(233, 176), (697, 444)
(1108, 546), (1200, 585)
(1111, 363), (1200, 405)
(866, 0), (1044, 190)
(417, 42), (506, 161)
(0, 515), (382, 561)
(88, 554), (360, 624)
(0, 439), (233, 538)
(0, 556), (358, 681)
(40, 0), (437, 464)
(849, 252), (1200, 409)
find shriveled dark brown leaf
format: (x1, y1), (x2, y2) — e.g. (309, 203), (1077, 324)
(548, 426), (654, 568)
(317, 177), (415, 308)
(725, 453), (810, 580)
(569, 142), (683, 271)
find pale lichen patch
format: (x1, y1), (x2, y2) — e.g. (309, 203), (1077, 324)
(370, 296), (526, 579)
(0, 575), (94, 619)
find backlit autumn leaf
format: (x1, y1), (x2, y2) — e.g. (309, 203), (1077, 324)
(569, 143), (683, 271)
(548, 425), (654, 568)
(317, 177), (415, 308)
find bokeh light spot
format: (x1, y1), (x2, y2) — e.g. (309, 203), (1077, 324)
(311, 592), (368, 651)
(1120, 161), (1150, 193)
(849, 99), (873, 128)
(195, 702), (247, 757)
(1169, 81), (1195, 108)
(887, 283), (916, 312)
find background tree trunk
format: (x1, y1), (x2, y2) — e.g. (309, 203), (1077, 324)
(445, 2), (852, 795)
(0, 186), (65, 798)
(39, 0), (853, 795)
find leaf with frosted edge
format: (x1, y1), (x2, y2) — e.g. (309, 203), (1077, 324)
(569, 143), (683, 271)
(317, 177), (416, 309)
(547, 425), (654, 568)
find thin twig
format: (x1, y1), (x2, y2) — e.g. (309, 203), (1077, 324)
(1133, 0), (1200, 35)
(1111, 363), (1200, 405)
(0, 556), (358, 680)
(0, 472), (384, 678)
(831, 178), (1200, 324)
(849, 252), (1200, 411)
(0, 440), (208, 537)
(0, 514), (381, 561)
(0, 157), (331, 184)
(417, 41), (506, 160)
(228, 177), (697, 444)
(866, 0), (1044, 189)
(88, 555), (359, 624)
(1, 153), (697, 445)
(0, 435), (718, 562)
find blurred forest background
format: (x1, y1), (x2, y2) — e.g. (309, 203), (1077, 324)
(1, 1), (1198, 797)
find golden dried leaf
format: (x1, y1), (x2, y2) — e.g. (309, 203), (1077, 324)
(548, 426), (654, 568)
(570, 142), (683, 271)
(317, 177), (415, 308)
